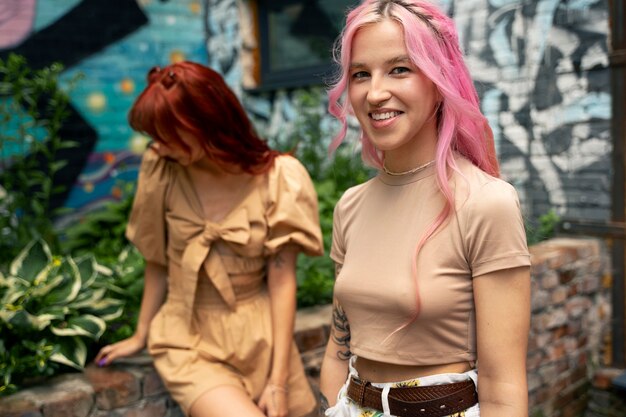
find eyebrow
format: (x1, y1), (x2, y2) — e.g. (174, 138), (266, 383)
(349, 55), (412, 70)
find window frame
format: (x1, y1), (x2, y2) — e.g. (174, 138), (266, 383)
(252, 0), (350, 91)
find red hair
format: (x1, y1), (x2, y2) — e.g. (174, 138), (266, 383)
(128, 61), (280, 174)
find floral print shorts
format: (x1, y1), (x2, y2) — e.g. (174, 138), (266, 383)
(325, 357), (480, 417)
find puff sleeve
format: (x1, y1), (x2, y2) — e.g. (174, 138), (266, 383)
(264, 155), (324, 257)
(462, 179), (531, 277)
(125, 148), (170, 266)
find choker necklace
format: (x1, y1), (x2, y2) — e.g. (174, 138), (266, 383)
(382, 159), (436, 176)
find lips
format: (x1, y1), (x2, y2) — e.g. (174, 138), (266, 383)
(369, 110), (402, 128)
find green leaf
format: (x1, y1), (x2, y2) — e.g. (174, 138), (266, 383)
(9, 239), (51, 282)
(50, 337), (86, 370)
(0, 278), (28, 305)
(41, 258), (81, 305)
(1, 308), (52, 331)
(50, 314), (105, 339)
(67, 287), (106, 309)
(29, 274), (64, 298)
(74, 255), (97, 288)
(37, 305), (68, 321)
(81, 299), (124, 322)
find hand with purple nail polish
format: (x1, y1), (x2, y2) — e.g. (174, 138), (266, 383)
(94, 334), (145, 367)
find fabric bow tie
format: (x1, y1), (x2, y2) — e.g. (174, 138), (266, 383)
(180, 208), (251, 322)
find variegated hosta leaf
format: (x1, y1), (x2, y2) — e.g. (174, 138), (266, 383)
(94, 263), (113, 277)
(0, 280), (28, 305)
(38, 305), (69, 321)
(50, 336), (87, 370)
(74, 255), (98, 289)
(29, 274), (65, 299)
(68, 287), (107, 310)
(9, 239), (52, 282)
(81, 299), (125, 322)
(41, 258), (82, 305)
(50, 314), (106, 339)
(0, 308), (53, 331)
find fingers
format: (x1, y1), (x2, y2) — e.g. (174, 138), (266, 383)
(94, 344), (114, 367)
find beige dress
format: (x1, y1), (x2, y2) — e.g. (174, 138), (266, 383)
(126, 149), (323, 416)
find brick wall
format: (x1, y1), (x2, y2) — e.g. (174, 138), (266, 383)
(0, 238), (617, 417)
(528, 238), (613, 417)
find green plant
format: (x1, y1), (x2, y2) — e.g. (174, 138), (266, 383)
(97, 245), (145, 345)
(526, 209), (560, 245)
(0, 53), (80, 263)
(0, 239), (124, 396)
(61, 181), (136, 263)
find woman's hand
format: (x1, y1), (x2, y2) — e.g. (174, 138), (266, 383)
(94, 334), (146, 367)
(257, 383), (288, 417)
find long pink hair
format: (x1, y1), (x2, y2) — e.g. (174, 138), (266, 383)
(328, 0), (500, 327)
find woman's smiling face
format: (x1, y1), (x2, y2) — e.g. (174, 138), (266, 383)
(348, 18), (440, 167)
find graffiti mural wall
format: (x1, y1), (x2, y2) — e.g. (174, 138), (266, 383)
(0, 0), (612, 223)
(0, 0), (207, 217)
(441, 0), (611, 221)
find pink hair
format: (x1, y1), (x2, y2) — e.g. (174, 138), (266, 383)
(328, 0), (500, 330)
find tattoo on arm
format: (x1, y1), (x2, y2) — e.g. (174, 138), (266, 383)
(319, 393), (330, 415)
(331, 302), (351, 361)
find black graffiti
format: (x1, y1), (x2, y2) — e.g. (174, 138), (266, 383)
(0, 0), (149, 211)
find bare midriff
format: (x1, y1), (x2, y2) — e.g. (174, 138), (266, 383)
(355, 357), (472, 383)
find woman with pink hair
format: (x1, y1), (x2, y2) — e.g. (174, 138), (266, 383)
(320, 1), (531, 416)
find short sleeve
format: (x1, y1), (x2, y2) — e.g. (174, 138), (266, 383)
(264, 155), (323, 257)
(462, 180), (531, 277)
(330, 200), (345, 265)
(125, 148), (170, 266)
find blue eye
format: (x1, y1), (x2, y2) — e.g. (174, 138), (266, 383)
(351, 71), (369, 79)
(391, 67), (410, 74)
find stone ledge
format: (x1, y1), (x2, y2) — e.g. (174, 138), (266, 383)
(0, 305), (331, 417)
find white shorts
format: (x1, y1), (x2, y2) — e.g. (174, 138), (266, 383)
(325, 356), (480, 417)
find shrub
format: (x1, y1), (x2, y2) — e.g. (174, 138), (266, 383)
(0, 239), (123, 396)
(0, 54), (80, 263)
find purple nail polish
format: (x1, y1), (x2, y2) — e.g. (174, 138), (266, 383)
(98, 359), (106, 367)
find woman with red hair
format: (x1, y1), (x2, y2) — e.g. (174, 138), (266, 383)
(95, 61), (322, 417)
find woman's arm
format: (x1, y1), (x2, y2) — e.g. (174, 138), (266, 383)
(258, 245), (299, 417)
(94, 261), (168, 366)
(474, 265), (531, 417)
(319, 263), (351, 410)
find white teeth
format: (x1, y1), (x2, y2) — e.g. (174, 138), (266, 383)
(371, 111), (400, 120)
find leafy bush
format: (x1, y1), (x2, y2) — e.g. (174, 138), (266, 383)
(526, 209), (561, 246)
(61, 181), (136, 263)
(0, 240), (124, 396)
(59, 186), (144, 345)
(0, 54), (79, 263)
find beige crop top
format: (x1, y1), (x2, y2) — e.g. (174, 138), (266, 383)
(330, 155), (531, 366)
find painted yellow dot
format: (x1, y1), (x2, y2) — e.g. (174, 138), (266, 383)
(190, 2), (201, 14)
(84, 182), (94, 193)
(130, 133), (151, 154)
(170, 50), (186, 64)
(120, 78), (135, 94)
(87, 92), (106, 112)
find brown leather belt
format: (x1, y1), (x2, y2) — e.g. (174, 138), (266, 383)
(346, 376), (477, 417)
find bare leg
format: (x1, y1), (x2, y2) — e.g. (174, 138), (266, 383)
(189, 385), (266, 417)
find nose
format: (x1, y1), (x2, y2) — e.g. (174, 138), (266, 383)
(367, 75), (391, 107)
